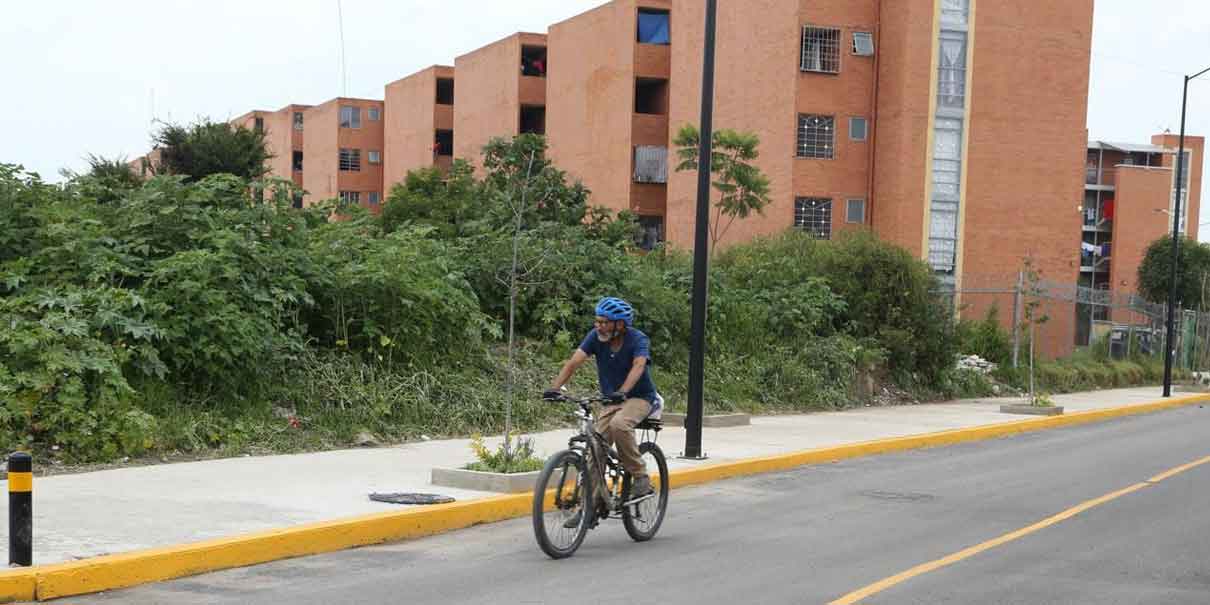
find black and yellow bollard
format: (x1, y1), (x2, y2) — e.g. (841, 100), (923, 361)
(8, 452), (31, 567)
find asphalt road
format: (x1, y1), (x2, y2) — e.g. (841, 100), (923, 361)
(73, 405), (1210, 604)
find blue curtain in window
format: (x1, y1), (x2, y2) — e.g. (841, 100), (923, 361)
(637, 13), (670, 44)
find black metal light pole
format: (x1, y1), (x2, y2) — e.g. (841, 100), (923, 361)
(684, 0), (718, 459)
(1163, 65), (1210, 397)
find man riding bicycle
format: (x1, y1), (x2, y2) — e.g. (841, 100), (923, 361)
(545, 297), (660, 500)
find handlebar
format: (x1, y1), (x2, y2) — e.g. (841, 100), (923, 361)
(543, 392), (613, 406)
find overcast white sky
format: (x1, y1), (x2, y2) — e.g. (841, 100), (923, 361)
(2, 0), (1208, 228)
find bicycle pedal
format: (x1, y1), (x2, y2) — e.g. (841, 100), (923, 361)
(623, 493), (656, 506)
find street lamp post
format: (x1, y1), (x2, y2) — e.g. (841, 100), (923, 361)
(684, 0), (718, 458)
(1163, 65), (1210, 397)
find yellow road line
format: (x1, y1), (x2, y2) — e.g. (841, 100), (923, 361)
(1147, 454), (1210, 483)
(829, 452), (1210, 605)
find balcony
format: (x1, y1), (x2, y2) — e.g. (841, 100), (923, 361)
(635, 44), (671, 79)
(434, 104), (454, 131)
(632, 114), (669, 147)
(519, 76), (546, 107)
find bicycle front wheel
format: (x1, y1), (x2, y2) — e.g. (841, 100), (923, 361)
(532, 449), (592, 559)
(622, 442), (668, 542)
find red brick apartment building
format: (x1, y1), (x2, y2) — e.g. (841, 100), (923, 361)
(139, 1), (1210, 356)
(1080, 135), (1205, 344)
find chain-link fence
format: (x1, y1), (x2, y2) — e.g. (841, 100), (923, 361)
(938, 272), (1210, 370)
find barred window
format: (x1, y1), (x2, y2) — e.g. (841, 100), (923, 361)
(634, 146), (668, 183)
(795, 197), (832, 239)
(339, 106), (361, 129)
(797, 114), (835, 159)
(801, 26), (841, 73)
(339, 148), (361, 172)
(338, 191), (360, 204)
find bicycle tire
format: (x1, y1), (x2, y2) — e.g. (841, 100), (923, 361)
(621, 442), (668, 542)
(532, 449), (593, 559)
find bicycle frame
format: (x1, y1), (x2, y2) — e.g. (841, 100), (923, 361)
(559, 396), (660, 516)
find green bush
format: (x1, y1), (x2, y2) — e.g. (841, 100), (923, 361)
(714, 230), (954, 385)
(955, 304), (1012, 365)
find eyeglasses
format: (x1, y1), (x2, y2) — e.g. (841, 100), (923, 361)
(593, 319), (616, 327)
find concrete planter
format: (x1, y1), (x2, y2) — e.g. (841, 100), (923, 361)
(430, 467), (541, 493)
(661, 413), (751, 428)
(1000, 403), (1065, 416)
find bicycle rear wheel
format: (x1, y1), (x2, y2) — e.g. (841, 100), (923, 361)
(532, 449), (592, 559)
(621, 442), (668, 542)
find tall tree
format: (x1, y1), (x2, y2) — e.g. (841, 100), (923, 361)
(1137, 234), (1210, 310)
(149, 119), (271, 182)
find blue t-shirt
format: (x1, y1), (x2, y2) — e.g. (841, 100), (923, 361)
(579, 327), (659, 407)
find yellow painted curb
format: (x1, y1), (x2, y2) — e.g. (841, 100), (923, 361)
(8, 392), (1209, 601)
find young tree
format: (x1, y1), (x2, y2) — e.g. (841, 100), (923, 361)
(1019, 256), (1051, 406)
(672, 124), (772, 254)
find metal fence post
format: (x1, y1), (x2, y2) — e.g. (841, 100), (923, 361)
(1011, 271), (1023, 368)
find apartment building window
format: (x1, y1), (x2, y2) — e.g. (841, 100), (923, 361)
(367, 107), (381, 122)
(340, 106), (361, 129)
(339, 148), (361, 172)
(435, 130), (454, 156)
(852, 32), (875, 56)
(521, 46), (548, 77)
(941, 0), (970, 25)
(368, 192), (380, 206)
(849, 117), (868, 141)
(846, 199), (866, 224)
(797, 114), (835, 159)
(801, 26), (841, 73)
(635, 78), (670, 115)
(292, 151), (303, 172)
(293, 112), (304, 130)
(253, 117), (264, 132)
(938, 31), (968, 109)
(637, 216), (665, 251)
(368, 150), (381, 164)
(339, 191), (360, 204)
(520, 105), (546, 135)
(637, 8), (671, 45)
(292, 192), (303, 209)
(1178, 150), (1192, 188)
(795, 198), (832, 240)
(436, 78), (455, 105)
(634, 146), (668, 184)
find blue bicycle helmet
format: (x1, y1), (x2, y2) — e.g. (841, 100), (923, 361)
(595, 297), (634, 326)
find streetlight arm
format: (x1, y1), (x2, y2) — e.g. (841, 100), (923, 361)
(1191, 65), (1210, 81)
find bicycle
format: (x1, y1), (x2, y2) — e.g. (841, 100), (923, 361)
(531, 392), (669, 559)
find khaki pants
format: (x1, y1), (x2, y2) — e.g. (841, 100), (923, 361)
(594, 398), (652, 483)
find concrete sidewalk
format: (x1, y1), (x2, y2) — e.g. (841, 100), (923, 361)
(0, 387), (1184, 565)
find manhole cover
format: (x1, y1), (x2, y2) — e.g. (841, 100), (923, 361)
(370, 493), (456, 505)
(859, 490), (935, 502)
